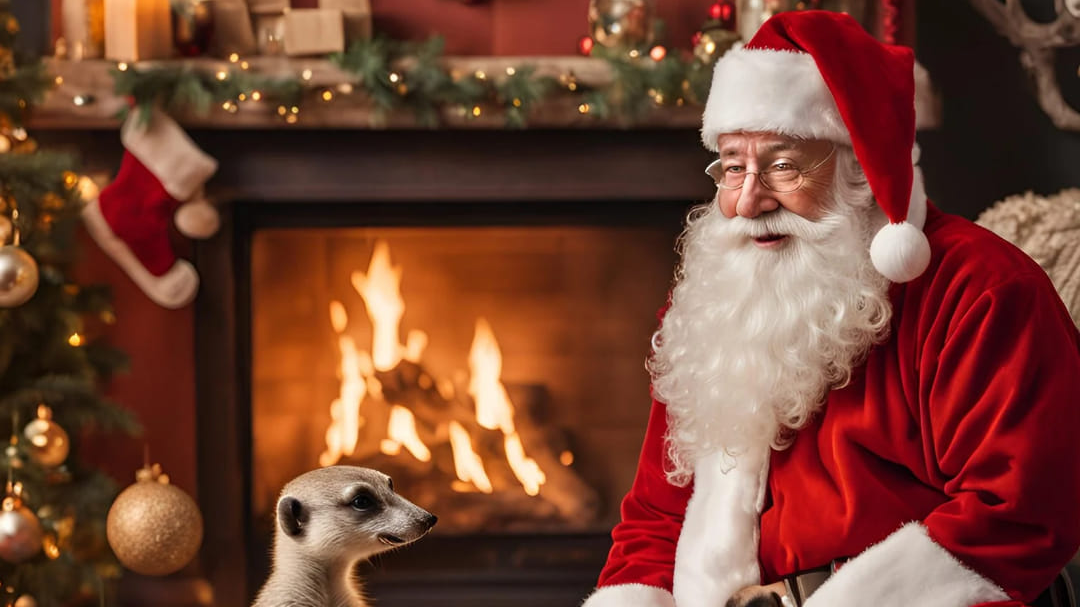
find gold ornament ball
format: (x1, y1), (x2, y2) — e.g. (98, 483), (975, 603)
(0, 245), (38, 308)
(23, 413), (70, 468)
(587, 0), (656, 48)
(0, 505), (43, 563)
(0, 216), (11, 244)
(14, 595), (36, 607)
(107, 472), (203, 576)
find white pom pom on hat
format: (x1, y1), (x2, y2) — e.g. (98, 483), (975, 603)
(701, 11), (932, 283)
(870, 221), (931, 283)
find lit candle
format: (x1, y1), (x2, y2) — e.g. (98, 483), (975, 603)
(104, 0), (173, 61)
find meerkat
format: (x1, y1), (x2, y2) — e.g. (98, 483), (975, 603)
(252, 466), (437, 607)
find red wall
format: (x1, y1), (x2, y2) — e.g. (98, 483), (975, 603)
(75, 234), (198, 496)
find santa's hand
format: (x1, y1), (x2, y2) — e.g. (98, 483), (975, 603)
(725, 581), (790, 607)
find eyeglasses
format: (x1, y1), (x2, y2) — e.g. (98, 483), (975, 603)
(705, 145), (836, 193)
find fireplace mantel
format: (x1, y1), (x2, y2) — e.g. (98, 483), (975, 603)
(34, 56), (704, 131)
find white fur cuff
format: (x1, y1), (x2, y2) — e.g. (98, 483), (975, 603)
(580, 583), (675, 607)
(803, 522), (1009, 607)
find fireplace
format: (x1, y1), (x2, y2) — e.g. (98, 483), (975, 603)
(184, 128), (712, 606)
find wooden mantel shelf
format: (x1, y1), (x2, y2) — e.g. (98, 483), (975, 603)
(29, 56), (703, 131)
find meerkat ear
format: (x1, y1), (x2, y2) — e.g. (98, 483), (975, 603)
(277, 496), (308, 537)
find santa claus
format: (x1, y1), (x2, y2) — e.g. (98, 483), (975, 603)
(582, 10), (1080, 607)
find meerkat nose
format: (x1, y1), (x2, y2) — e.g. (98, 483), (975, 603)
(424, 514), (438, 530)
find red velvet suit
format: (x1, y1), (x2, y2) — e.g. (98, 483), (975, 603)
(595, 204), (1080, 606)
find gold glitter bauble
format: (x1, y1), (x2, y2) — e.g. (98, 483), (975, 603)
(23, 406), (70, 468)
(107, 465), (202, 576)
(0, 504), (43, 563)
(14, 595), (37, 607)
(587, 0), (656, 49)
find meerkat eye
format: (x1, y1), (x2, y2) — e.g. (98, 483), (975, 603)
(351, 491), (377, 511)
(387, 477), (394, 492)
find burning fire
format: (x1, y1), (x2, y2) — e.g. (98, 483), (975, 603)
(320, 240), (551, 497)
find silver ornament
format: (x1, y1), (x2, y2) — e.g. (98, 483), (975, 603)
(0, 245), (39, 308)
(0, 505), (43, 563)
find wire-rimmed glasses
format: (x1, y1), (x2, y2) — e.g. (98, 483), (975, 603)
(705, 145), (836, 193)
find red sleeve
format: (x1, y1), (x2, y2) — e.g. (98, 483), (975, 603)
(921, 273), (1080, 603)
(596, 399), (693, 591)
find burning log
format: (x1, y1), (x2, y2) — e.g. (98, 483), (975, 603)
(359, 360), (600, 531)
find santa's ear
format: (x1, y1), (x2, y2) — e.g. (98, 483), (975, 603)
(277, 496), (308, 537)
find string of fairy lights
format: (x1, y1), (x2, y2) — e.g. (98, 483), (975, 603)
(58, 9), (736, 128)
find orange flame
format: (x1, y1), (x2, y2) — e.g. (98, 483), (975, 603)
(320, 301), (368, 467)
(468, 318), (546, 496)
(352, 241), (405, 371)
(448, 421), (493, 493)
(468, 318), (515, 434)
(381, 405), (432, 462)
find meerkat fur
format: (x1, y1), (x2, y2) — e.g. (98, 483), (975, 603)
(253, 465), (437, 607)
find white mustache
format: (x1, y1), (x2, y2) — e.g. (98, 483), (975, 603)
(720, 208), (839, 243)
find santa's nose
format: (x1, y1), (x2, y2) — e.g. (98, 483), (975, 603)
(734, 174), (780, 219)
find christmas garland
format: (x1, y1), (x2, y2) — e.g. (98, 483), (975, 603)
(109, 34), (717, 128)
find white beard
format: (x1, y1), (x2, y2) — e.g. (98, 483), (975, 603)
(649, 165), (893, 485)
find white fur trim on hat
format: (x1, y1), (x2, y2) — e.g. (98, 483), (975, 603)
(803, 522), (1009, 607)
(701, 48), (851, 151)
(580, 583), (675, 607)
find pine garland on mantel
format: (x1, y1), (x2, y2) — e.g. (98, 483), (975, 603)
(56, 35), (714, 129)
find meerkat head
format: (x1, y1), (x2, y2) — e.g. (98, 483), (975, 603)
(274, 466), (437, 563)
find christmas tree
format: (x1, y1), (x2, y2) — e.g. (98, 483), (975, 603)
(0, 1), (140, 605)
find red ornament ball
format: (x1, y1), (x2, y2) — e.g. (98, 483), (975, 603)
(578, 35), (595, 56)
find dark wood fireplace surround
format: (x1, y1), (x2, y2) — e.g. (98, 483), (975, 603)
(36, 125), (713, 606)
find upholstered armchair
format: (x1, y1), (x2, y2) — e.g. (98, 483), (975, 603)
(976, 188), (1080, 327)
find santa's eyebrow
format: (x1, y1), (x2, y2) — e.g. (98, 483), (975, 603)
(716, 141), (800, 158)
(760, 141), (799, 154)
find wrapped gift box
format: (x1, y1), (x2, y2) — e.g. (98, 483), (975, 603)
(211, 0), (258, 56)
(282, 8), (344, 56)
(318, 0), (371, 42)
(248, 0), (370, 55)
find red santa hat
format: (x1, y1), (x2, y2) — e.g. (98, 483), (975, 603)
(701, 10), (931, 283)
